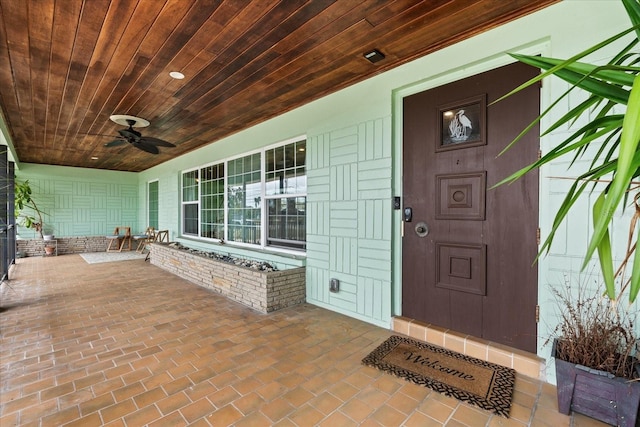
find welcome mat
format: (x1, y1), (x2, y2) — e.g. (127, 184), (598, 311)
(80, 252), (147, 264)
(362, 335), (515, 417)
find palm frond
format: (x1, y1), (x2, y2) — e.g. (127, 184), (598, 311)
(497, 1), (640, 302)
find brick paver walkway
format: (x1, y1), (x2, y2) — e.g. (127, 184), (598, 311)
(0, 255), (605, 426)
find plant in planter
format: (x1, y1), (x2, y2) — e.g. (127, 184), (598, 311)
(495, 0), (640, 424)
(548, 276), (639, 425)
(14, 179), (49, 239)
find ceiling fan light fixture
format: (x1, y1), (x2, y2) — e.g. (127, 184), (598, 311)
(363, 49), (385, 64)
(169, 71), (185, 80)
(110, 114), (149, 128)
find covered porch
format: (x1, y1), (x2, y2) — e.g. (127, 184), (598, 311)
(0, 256), (602, 426)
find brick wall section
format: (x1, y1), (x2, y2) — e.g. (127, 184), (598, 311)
(149, 243), (306, 314)
(17, 236), (108, 257)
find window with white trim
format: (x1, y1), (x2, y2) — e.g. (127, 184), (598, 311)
(265, 140), (306, 250)
(148, 180), (159, 229)
(228, 153), (261, 245)
(181, 137), (306, 252)
(182, 170), (199, 235)
(200, 163), (224, 239)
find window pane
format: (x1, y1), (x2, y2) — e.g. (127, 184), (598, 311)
(267, 196), (306, 250)
(183, 203), (198, 235)
(266, 149), (275, 173)
(227, 154), (261, 244)
(200, 163), (224, 239)
(295, 140), (306, 167)
(148, 181), (159, 229)
(265, 172), (277, 195)
(265, 140), (306, 197)
(295, 167), (307, 194)
(285, 143), (295, 169)
(276, 146), (284, 170)
(182, 170), (198, 202)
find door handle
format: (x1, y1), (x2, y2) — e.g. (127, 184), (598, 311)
(415, 222), (429, 237)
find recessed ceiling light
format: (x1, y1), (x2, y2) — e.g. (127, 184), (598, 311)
(91, 156), (99, 160)
(169, 71), (185, 80)
(363, 49), (385, 64)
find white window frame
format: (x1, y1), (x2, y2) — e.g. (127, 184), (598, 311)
(179, 135), (307, 254)
(147, 179), (159, 229)
(181, 168), (200, 237)
(263, 139), (307, 251)
(225, 149), (263, 248)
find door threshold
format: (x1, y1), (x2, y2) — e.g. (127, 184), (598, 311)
(392, 316), (545, 380)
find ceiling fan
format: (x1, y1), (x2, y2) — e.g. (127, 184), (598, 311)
(103, 115), (175, 154)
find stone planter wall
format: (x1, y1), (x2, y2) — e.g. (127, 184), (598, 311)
(17, 236), (108, 257)
(150, 243), (306, 313)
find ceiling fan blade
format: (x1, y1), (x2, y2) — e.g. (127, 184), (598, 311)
(104, 139), (126, 147)
(133, 141), (160, 154)
(140, 136), (175, 147)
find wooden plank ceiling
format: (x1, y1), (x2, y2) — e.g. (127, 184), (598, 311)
(0, 0), (557, 172)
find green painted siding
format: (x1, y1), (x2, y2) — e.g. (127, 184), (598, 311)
(15, 164), (138, 238)
(306, 118), (392, 326)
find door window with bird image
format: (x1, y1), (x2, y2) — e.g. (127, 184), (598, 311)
(437, 94), (486, 152)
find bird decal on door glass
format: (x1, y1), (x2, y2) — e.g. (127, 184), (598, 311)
(448, 109), (473, 142)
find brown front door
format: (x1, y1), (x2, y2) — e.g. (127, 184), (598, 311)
(402, 62), (540, 353)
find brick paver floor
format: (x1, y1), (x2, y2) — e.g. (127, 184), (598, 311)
(1, 255), (606, 426)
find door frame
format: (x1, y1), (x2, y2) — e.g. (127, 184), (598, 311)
(390, 40), (550, 349)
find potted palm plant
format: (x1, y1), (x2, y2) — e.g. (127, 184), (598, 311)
(495, 0), (640, 424)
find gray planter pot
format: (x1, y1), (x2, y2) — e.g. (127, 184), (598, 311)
(554, 339), (640, 426)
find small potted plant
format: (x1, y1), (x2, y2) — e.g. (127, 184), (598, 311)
(547, 275), (639, 425)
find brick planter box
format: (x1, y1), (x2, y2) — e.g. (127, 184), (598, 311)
(149, 243), (306, 313)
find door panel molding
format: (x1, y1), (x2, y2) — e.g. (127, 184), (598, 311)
(436, 171), (486, 220)
(435, 242), (487, 295)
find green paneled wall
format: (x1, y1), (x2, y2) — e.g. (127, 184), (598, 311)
(306, 117), (392, 327)
(15, 164), (138, 238)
